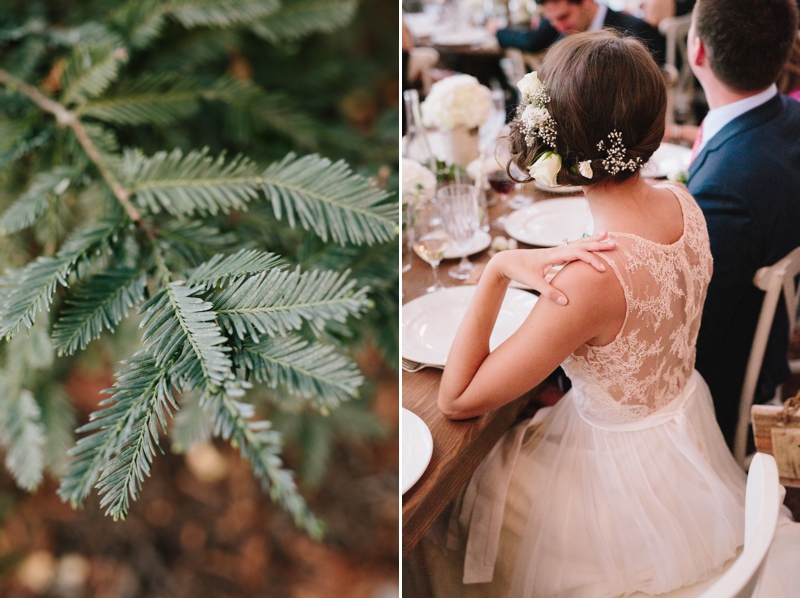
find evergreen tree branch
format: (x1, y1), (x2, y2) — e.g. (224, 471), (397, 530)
(251, 0), (357, 42)
(0, 167), (75, 235)
(0, 220), (124, 340)
(0, 387), (46, 491)
(188, 248), (284, 286)
(260, 153), (396, 245)
(211, 267), (370, 341)
(203, 382), (324, 538)
(52, 268), (148, 356)
(57, 355), (172, 509)
(95, 357), (179, 520)
(236, 335), (363, 410)
(0, 69), (150, 233)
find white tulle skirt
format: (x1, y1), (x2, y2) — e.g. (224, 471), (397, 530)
(424, 371), (756, 598)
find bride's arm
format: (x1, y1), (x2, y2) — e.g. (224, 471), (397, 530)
(438, 237), (625, 420)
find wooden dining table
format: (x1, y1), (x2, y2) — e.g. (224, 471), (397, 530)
(401, 180), (572, 557)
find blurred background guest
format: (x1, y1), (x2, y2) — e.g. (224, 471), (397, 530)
(490, 0), (666, 65)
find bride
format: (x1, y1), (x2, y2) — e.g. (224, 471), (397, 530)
(424, 31), (796, 598)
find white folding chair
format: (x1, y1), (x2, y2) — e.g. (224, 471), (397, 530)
(658, 14), (695, 126)
(629, 454), (781, 598)
(734, 246), (800, 466)
(697, 453), (781, 598)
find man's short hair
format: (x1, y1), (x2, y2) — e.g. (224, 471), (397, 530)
(695, 0), (799, 92)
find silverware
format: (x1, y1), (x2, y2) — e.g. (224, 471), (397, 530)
(402, 358), (443, 373)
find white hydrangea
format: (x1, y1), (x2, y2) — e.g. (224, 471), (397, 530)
(402, 158), (437, 203)
(420, 75), (492, 131)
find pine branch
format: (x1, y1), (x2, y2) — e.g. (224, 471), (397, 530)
(57, 355), (173, 510)
(170, 0), (280, 28)
(188, 248), (284, 286)
(207, 77), (317, 149)
(237, 335), (363, 410)
(95, 357), (179, 520)
(251, 0), (358, 42)
(52, 268), (148, 356)
(211, 267), (370, 341)
(110, 0), (168, 49)
(140, 282), (235, 394)
(0, 168), (75, 235)
(127, 147), (262, 217)
(260, 153), (396, 245)
(203, 381), (323, 538)
(0, 70), (147, 229)
(157, 220), (237, 271)
(77, 74), (204, 125)
(0, 389), (46, 491)
(0, 220), (124, 340)
(62, 40), (129, 106)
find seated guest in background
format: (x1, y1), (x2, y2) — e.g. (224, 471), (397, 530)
(667, 29), (800, 143)
(491, 0), (666, 65)
(686, 0), (800, 446)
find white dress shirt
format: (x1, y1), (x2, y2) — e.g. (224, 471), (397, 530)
(589, 4), (608, 31)
(696, 84), (777, 153)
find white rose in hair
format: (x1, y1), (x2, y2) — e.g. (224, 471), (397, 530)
(420, 75), (492, 131)
(578, 160), (593, 179)
(529, 151), (561, 187)
(517, 71), (542, 98)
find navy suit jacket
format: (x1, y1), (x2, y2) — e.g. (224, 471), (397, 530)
(496, 7), (665, 66)
(687, 94), (800, 446)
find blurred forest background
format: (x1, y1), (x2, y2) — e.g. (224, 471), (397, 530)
(0, 0), (399, 596)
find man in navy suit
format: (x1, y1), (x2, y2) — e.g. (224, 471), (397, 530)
(687, 0), (800, 446)
(494, 0), (665, 65)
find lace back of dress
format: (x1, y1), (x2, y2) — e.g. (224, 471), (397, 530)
(563, 185), (713, 422)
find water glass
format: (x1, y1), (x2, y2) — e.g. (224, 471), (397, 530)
(438, 184), (480, 280)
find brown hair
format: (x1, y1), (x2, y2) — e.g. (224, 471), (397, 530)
(694, 0), (799, 93)
(508, 30), (666, 186)
(777, 32), (800, 95)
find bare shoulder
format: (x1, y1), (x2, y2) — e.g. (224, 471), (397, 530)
(547, 256), (626, 345)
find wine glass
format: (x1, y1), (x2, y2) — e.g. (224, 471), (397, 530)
(488, 169), (514, 227)
(413, 195), (453, 293)
(439, 184), (480, 280)
(508, 161), (533, 209)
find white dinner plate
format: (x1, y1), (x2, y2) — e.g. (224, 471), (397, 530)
(534, 181), (583, 194)
(642, 142), (692, 178)
(505, 197), (593, 247)
(402, 408), (434, 494)
(444, 230), (491, 259)
(402, 286), (538, 366)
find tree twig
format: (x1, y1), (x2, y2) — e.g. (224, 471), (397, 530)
(0, 69), (152, 235)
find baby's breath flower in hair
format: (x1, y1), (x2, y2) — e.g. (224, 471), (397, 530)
(517, 71), (558, 149)
(596, 130), (642, 175)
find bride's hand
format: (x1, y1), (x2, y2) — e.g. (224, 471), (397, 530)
(489, 232), (616, 305)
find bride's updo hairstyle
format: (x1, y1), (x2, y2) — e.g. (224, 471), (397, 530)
(508, 30), (666, 186)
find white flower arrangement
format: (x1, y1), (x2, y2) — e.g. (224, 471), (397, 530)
(402, 158), (437, 203)
(420, 75), (492, 131)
